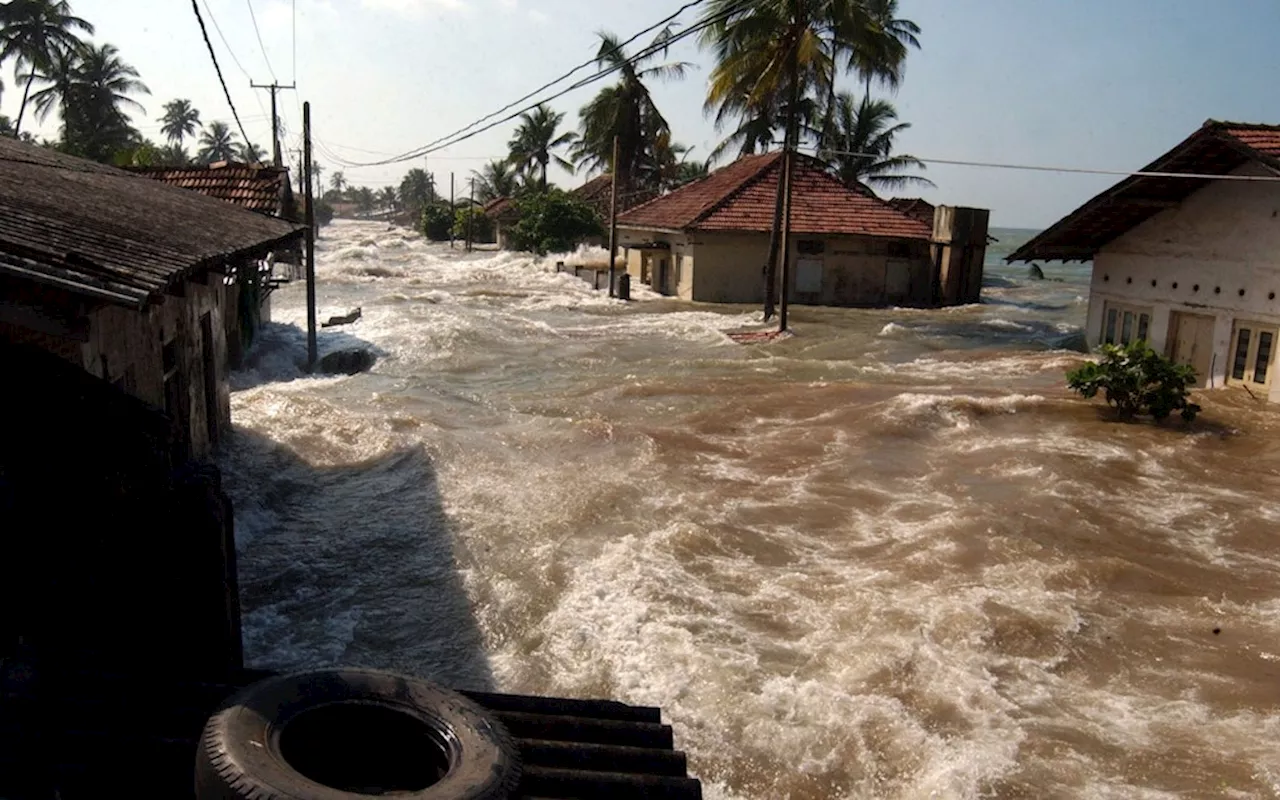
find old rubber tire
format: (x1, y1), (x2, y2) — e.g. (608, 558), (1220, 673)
(195, 669), (519, 800)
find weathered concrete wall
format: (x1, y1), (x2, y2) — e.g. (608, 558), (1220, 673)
(1090, 162), (1280, 399)
(687, 232), (932, 306)
(79, 270), (231, 458)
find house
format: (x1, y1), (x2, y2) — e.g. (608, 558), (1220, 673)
(1009, 120), (1280, 400)
(616, 151), (989, 306)
(483, 195), (520, 249)
(0, 136), (306, 460)
(130, 160), (303, 358)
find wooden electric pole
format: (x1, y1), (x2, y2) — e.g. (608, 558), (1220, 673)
(778, 147), (794, 332)
(608, 135), (619, 298)
(302, 102), (317, 371)
(466, 177), (475, 252)
(251, 81), (296, 166)
(449, 173), (455, 249)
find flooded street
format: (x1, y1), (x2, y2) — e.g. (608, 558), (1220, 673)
(220, 221), (1280, 799)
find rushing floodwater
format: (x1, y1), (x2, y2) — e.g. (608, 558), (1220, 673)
(221, 221), (1280, 799)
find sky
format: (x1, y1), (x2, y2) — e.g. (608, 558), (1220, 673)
(3, 0), (1279, 229)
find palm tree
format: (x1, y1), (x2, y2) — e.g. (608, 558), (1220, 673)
(471, 158), (518, 203)
(353, 186), (375, 215)
(699, 0), (841, 156)
(23, 41), (148, 162)
(197, 120), (238, 164)
(237, 140), (266, 164)
(820, 93), (931, 192)
(570, 29), (689, 192)
(329, 170), (347, 196)
(398, 167), (434, 213)
(0, 0), (93, 136)
(507, 104), (575, 190)
(378, 185), (399, 211)
(157, 142), (188, 165)
(849, 0), (920, 102)
(160, 98), (201, 146)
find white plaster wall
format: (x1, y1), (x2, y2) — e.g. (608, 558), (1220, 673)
(1089, 162), (1280, 400)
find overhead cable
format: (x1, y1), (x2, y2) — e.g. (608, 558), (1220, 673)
(190, 0), (254, 149)
(246, 0), (277, 82)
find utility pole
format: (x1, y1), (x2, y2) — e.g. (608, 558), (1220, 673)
(608, 135), (619, 298)
(778, 147), (793, 333)
(449, 173), (455, 249)
(251, 81), (297, 166)
(303, 102), (317, 372)
(466, 177), (475, 253)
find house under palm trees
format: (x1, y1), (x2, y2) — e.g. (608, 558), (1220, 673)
(616, 151), (989, 307)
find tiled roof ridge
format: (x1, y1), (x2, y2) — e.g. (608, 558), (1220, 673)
(685, 152), (781, 228)
(617, 152), (779, 229)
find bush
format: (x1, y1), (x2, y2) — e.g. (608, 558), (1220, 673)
(419, 202), (453, 241)
(1066, 341), (1201, 422)
(509, 189), (602, 255)
(452, 205), (493, 243)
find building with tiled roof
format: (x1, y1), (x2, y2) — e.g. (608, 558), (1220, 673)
(1009, 119), (1280, 401)
(129, 161), (294, 218)
(615, 151), (988, 307)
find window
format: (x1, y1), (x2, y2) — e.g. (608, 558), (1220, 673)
(1103, 302), (1152, 346)
(797, 239), (825, 255)
(1229, 321), (1279, 388)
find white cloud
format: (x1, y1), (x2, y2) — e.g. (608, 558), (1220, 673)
(497, 0), (516, 8)
(527, 8), (548, 24)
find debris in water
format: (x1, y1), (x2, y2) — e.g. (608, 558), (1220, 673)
(322, 307), (363, 327)
(727, 329), (793, 345)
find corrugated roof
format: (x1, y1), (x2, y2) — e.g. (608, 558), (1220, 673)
(0, 137), (305, 308)
(618, 152), (932, 239)
(1009, 120), (1280, 262)
(129, 162), (287, 214)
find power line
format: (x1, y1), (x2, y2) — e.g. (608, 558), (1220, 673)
(332, 0), (735, 169)
(811, 148), (1280, 182)
(197, 0), (269, 120)
(246, 0), (277, 83)
(292, 0), (298, 83)
(190, 0), (254, 149)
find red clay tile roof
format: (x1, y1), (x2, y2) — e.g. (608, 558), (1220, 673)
(482, 196), (517, 219)
(129, 163), (287, 215)
(1010, 119), (1280, 262)
(571, 173), (658, 219)
(886, 197), (936, 227)
(617, 152), (932, 240)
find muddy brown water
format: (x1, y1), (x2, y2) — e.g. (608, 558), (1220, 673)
(220, 222), (1280, 798)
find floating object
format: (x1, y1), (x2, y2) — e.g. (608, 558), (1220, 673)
(727, 329), (793, 345)
(321, 307), (362, 327)
(318, 348), (375, 375)
(1028, 263), (1046, 280)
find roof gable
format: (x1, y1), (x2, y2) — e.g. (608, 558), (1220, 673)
(1009, 120), (1280, 262)
(0, 138), (305, 307)
(618, 152), (932, 239)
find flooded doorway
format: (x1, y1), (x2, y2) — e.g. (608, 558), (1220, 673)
(1167, 311), (1215, 387)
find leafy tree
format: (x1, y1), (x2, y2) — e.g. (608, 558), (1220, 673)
(820, 93), (930, 191)
(472, 158), (519, 203)
(157, 142), (189, 165)
(0, 0), (94, 136)
(508, 189), (602, 255)
(849, 0), (921, 102)
(1067, 341), (1201, 422)
(570, 28), (689, 193)
(419, 201), (453, 241)
(507, 104), (575, 190)
(329, 170), (347, 196)
(452, 203), (493, 243)
(197, 120), (238, 163)
(159, 98), (200, 146)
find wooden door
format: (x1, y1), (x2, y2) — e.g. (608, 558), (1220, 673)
(885, 260), (911, 303)
(1167, 312), (1214, 387)
(1228, 320), (1279, 391)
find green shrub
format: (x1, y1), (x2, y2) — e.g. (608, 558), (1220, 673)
(419, 202), (453, 241)
(453, 205), (493, 243)
(509, 189), (602, 255)
(1066, 341), (1201, 422)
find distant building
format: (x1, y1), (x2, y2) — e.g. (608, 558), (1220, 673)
(483, 196), (520, 250)
(1009, 120), (1280, 399)
(616, 152), (989, 307)
(0, 137), (305, 460)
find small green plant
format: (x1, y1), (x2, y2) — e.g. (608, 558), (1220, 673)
(1067, 341), (1201, 422)
(509, 189), (602, 255)
(452, 205), (493, 243)
(419, 202), (454, 241)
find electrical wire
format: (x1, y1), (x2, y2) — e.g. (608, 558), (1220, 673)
(190, 0), (254, 149)
(331, 0), (744, 169)
(810, 148), (1280, 182)
(292, 0), (298, 83)
(246, 0), (277, 82)
(197, 0), (269, 120)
